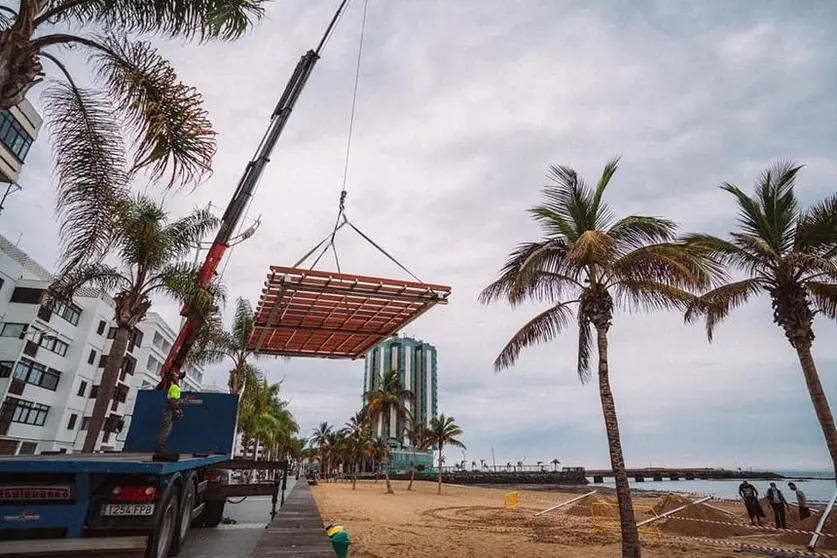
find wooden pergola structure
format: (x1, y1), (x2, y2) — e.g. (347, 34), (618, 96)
(247, 266), (452, 359)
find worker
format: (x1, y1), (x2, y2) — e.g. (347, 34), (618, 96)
(738, 481), (765, 526)
(788, 482), (810, 520)
(154, 375), (183, 454)
(765, 482), (788, 529)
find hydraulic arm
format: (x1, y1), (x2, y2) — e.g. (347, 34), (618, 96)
(157, 0), (350, 392)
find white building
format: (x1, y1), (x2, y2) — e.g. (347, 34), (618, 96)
(0, 234), (205, 455)
(1, 100), (43, 215)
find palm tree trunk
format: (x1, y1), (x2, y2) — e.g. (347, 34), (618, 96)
(595, 326), (641, 558)
(384, 466), (394, 494)
(437, 443), (444, 495)
(83, 326), (131, 452)
(795, 340), (837, 482)
(408, 464), (416, 491)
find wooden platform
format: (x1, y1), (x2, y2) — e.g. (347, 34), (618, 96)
(249, 482), (335, 557)
(248, 266), (451, 359)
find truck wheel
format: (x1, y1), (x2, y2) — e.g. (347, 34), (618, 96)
(146, 488), (179, 558)
(170, 477), (197, 556)
(195, 499), (225, 528)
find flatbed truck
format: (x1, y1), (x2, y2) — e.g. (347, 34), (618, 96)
(0, 391), (288, 558)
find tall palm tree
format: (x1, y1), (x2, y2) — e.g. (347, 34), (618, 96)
(363, 370), (413, 441)
(426, 415), (465, 495)
(404, 419), (429, 491)
(52, 195), (219, 452)
(551, 458), (561, 472)
(194, 297), (264, 394)
(0, 1), (268, 189)
(311, 422), (333, 479)
(479, 158), (718, 557)
(370, 436), (394, 494)
(684, 161), (837, 480)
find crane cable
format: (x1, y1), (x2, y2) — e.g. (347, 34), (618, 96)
(308, 0), (370, 274)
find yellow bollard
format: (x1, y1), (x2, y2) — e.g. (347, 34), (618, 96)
(504, 491), (519, 509)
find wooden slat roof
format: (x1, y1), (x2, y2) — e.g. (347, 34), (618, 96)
(247, 266), (451, 359)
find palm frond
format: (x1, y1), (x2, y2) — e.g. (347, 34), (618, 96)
(478, 239), (569, 306)
(494, 301), (576, 371)
(232, 297), (256, 352)
(43, 80), (129, 273)
(564, 230), (614, 270)
(684, 279), (763, 341)
(160, 204), (220, 260)
(807, 281), (837, 320)
(92, 35), (215, 188)
(543, 164), (615, 233)
(756, 159), (801, 253)
(796, 192), (837, 255)
(147, 261), (227, 316)
(611, 243), (724, 291)
(186, 310), (227, 366)
(614, 280), (698, 312)
(50, 262), (128, 301)
(53, 0), (267, 41)
(608, 215), (678, 253)
(680, 233), (768, 277)
(720, 182), (774, 250)
(786, 253), (837, 282)
(590, 156), (620, 228)
(576, 309), (592, 384)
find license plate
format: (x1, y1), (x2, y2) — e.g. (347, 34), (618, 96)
(101, 503), (155, 516)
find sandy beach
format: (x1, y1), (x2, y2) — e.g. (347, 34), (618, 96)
(312, 480), (834, 557)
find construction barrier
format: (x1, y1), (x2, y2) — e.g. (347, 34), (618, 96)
(662, 533), (837, 558)
(662, 514), (836, 539)
(590, 502), (661, 540)
(504, 491), (519, 509)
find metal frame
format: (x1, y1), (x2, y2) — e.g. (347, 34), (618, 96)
(248, 266), (451, 359)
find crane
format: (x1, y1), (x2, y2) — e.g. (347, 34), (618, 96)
(157, 0), (351, 394)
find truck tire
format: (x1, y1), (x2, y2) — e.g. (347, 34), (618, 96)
(146, 487), (180, 558)
(170, 476), (197, 556)
(195, 499), (225, 528)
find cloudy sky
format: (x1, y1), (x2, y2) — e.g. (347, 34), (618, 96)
(3, 0), (837, 470)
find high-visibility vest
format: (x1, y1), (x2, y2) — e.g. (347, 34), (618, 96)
(167, 384), (181, 401)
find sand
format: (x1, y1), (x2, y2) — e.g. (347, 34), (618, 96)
(651, 494), (752, 539)
(310, 480), (786, 557)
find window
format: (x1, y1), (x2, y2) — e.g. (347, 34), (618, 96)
(5, 397), (50, 427)
(67, 413), (77, 430)
(114, 384), (129, 403)
(47, 299), (81, 326)
(77, 380), (87, 397)
(146, 356), (161, 375)
(90, 385), (99, 399)
(97, 321), (106, 335)
(120, 355), (136, 381)
(0, 323), (27, 338)
(107, 327), (117, 339)
(40, 336), (69, 357)
(13, 358), (61, 391)
(9, 287), (44, 304)
(87, 349), (96, 365)
(80, 417), (91, 430)
(98, 354), (107, 368)
(0, 110), (34, 161)
(18, 442), (37, 454)
(0, 361), (12, 378)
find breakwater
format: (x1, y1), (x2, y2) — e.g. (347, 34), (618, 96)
(391, 469), (589, 485)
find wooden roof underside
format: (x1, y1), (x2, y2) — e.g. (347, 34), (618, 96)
(247, 266), (451, 359)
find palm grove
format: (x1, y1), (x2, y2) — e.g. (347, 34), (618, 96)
(304, 370), (466, 497)
(481, 158), (837, 558)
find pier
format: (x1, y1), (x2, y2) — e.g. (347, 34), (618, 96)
(249, 482), (333, 557)
(585, 467), (784, 484)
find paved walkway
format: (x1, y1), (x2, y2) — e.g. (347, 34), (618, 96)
(249, 481), (335, 557)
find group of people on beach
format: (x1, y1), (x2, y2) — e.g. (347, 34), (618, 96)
(738, 480), (809, 529)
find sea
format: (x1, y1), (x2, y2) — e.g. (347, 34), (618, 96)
(589, 470), (837, 505)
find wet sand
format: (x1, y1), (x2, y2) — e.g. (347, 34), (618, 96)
(309, 480), (796, 557)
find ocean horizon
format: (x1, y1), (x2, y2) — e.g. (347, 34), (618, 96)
(589, 469), (837, 504)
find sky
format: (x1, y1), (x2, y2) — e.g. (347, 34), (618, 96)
(3, 0), (837, 470)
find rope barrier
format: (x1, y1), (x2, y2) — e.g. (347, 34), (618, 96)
(661, 515), (836, 539)
(658, 533), (837, 558)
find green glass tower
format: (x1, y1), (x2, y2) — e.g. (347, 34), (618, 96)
(363, 335), (438, 470)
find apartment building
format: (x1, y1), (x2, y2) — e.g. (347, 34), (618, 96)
(0, 100), (42, 214)
(0, 234), (206, 455)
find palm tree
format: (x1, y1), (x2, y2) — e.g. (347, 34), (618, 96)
(0, 2), (267, 190)
(683, 161), (837, 479)
(551, 458), (561, 472)
(404, 420), (429, 491)
(363, 370), (413, 440)
(194, 297), (265, 394)
(51, 194), (219, 452)
(370, 436), (394, 494)
(426, 414), (465, 495)
(363, 370), (413, 494)
(479, 158), (718, 557)
(311, 422), (333, 480)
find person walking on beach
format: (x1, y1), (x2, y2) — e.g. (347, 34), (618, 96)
(766, 482), (788, 529)
(739, 481), (765, 526)
(788, 482), (810, 520)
